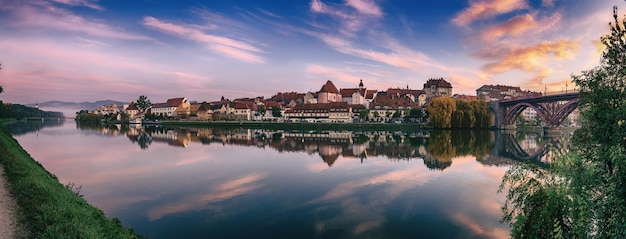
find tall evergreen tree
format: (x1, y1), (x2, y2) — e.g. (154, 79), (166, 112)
(135, 95), (152, 112)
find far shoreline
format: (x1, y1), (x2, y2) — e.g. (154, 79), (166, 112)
(162, 121), (432, 131)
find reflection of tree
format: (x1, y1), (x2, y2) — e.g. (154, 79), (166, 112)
(423, 130), (494, 170)
(136, 133), (152, 150)
(76, 122), (129, 136)
(76, 122), (103, 131)
(450, 130), (493, 159)
(4, 119), (64, 136)
(422, 156), (452, 170)
(426, 131), (456, 162)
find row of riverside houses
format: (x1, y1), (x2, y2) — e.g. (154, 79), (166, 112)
(113, 79), (542, 124)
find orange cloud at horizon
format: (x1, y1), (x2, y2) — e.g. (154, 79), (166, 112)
(477, 40), (579, 87)
(479, 40), (579, 73)
(477, 12), (561, 43)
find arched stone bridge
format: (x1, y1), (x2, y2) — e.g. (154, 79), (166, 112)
(489, 92), (580, 129)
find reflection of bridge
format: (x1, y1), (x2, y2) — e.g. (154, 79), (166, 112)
(490, 92), (580, 129)
(490, 131), (567, 168)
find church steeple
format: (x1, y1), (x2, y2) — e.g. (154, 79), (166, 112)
(358, 79), (364, 89)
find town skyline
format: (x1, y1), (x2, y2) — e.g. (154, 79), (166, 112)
(0, 0), (619, 104)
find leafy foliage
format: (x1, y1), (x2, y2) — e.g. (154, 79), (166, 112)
(428, 98), (491, 129)
(358, 109), (369, 120)
(501, 5), (626, 239)
(271, 106), (282, 117)
(427, 97), (456, 128)
(75, 111), (103, 123)
(0, 102), (63, 119)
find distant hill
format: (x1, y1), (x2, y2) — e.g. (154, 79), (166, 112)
(25, 100), (129, 118)
(26, 100), (129, 111)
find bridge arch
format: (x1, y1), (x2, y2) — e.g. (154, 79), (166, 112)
(489, 92), (580, 129)
(503, 102), (545, 126)
(544, 99), (578, 127)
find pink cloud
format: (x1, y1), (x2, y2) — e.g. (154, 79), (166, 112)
(316, 166), (435, 202)
(449, 74), (484, 93)
(467, 39), (579, 89)
(49, 0), (104, 10)
(3, 1), (149, 40)
(479, 39), (579, 74)
(309, 0), (382, 36)
(346, 0), (383, 17)
(452, 0), (528, 26)
(143, 16), (265, 64)
(479, 14), (537, 41)
(0, 37), (190, 103)
(147, 173), (267, 220)
(310, 0), (326, 13)
(316, 34), (446, 72)
(477, 12), (561, 42)
(542, 0), (555, 7)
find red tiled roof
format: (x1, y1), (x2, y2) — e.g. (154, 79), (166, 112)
(166, 97), (185, 107)
(365, 90), (377, 99)
(319, 80), (339, 93)
(126, 102), (138, 111)
(387, 88), (425, 98)
(477, 84), (522, 92)
(340, 88), (367, 97)
(453, 94), (478, 101)
(151, 103), (168, 108)
(369, 93), (420, 109)
(476, 84), (540, 100)
(270, 92), (306, 103)
(423, 78), (452, 89)
(263, 101), (283, 109)
(350, 104), (366, 110)
(234, 102), (258, 110)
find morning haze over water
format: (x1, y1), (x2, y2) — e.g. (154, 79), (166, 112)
(4, 119), (570, 239)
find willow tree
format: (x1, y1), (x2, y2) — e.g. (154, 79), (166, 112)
(470, 99), (492, 128)
(427, 97), (456, 128)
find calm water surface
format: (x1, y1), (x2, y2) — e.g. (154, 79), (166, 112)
(6, 120), (563, 239)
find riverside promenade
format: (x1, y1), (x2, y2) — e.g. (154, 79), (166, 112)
(0, 165), (17, 239)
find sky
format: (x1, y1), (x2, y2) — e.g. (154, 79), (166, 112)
(0, 0), (621, 104)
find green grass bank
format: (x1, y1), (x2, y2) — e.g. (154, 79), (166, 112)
(162, 121), (430, 131)
(0, 119), (141, 239)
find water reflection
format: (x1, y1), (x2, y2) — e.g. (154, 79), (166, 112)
(4, 118), (64, 136)
(70, 123), (574, 171)
(7, 121), (575, 239)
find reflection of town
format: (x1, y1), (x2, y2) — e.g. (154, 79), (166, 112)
(71, 122), (572, 171)
(125, 126), (492, 171)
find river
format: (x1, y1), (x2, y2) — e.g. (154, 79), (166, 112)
(5, 120), (568, 239)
